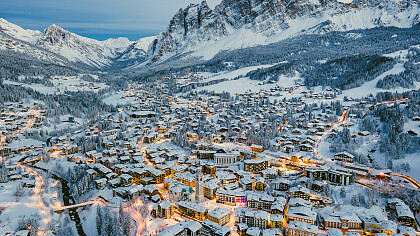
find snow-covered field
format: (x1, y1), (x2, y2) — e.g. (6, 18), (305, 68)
(3, 75), (108, 95)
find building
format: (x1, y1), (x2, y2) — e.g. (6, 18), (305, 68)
(321, 212), (361, 229)
(178, 201), (208, 221)
(251, 144), (264, 152)
(328, 170), (351, 186)
(216, 188), (246, 206)
(286, 206), (317, 225)
(306, 166), (329, 181)
(246, 192), (276, 211)
(359, 215), (382, 234)
(158, 220), (202, 236)
(152, 201), (175, 219)
(214, 153), (239, 166)
(395, 202), (415, 227)
(169, 182), (196, 202)
(196, 167), (205, 203)
(204, 179), (219, 200)
(272, 178), (291, 191)
(244, 158), (269, 173)
(290, 186), (310, 201)
(326, 228), (344, 236)
(208, 207), (230, 226)
(201, 220), (230, 236)
(235, 208), (269, 230)
(270, 214), (283, 229)
(381, 220), (398, 236)
(334, 152), (354, 162)
(288, 221), (317, 236)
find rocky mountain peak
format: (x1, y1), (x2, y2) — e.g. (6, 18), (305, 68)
(149, 0), (419, 62)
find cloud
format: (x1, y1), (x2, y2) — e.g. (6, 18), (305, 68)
(0, 0), (222, 40)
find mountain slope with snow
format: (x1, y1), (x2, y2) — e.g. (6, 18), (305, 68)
(0, 19), (155, 68)
(149, 0), (420, 62)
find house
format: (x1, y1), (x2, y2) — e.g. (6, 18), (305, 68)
(251, 144), (264, 152)
(334, 152), (354, 162)
(120, 174), (133, 187)
(326, 228), (344, 236)
(272, 178), (291, 191)
(95, 178), (107, 189)
(169, 182), (195, 202)
(321, 212), (361, 230)
(239, 177), (254, 191)
(270, 214), (283, 229)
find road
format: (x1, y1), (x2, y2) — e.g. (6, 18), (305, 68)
(391, 173), (420, 189)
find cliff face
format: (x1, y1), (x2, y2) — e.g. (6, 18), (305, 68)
(149, 0), (420, 61)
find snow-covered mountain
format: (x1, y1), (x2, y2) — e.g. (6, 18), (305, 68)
(102, 37), (134, 53)
(118, 36), (157, 61)
(0, 19), (155, 68)
(149, 0), (420, 62)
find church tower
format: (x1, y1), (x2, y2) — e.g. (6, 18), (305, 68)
(195, 165), (204, 203)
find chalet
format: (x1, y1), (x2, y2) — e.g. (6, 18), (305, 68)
(334, 152), (354, 162)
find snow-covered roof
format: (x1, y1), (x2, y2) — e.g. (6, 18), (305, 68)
(288, 221), (317, 234)
(158, 221), (202, 236)
(208, 207), (230, 219)
(178, 201), (208, 213)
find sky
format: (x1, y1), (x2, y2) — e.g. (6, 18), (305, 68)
(0, 0), (221, 41)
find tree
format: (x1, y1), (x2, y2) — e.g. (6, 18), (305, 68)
(14, 185), (25, 197)
(340, 187), (346, 199)
(0, 164), (8, 183)
(96, 206), (102, 235)
(351, 195), (360, 206)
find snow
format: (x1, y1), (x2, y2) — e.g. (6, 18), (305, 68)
(197, 63), (282, 83)
(192, 70), (301, 95)
(3, 75), (108, 95)
(134, 36), (157, 51)
(102, 37), (133, 53)
(394, 153), (420, 183)
(337, 0), (353, 3)
(158, 2), (419, 62)
(0, 18), (42, 43)
(337, 63), (409, 99)
(103, 91), (137, 106)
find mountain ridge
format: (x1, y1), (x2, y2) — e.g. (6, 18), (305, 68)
(148, 0), (419, 62)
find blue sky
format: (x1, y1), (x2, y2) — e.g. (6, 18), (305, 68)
(1, 0), (220, 41)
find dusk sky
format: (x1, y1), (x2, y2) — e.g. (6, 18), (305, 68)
(1, 0), (220, 41)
